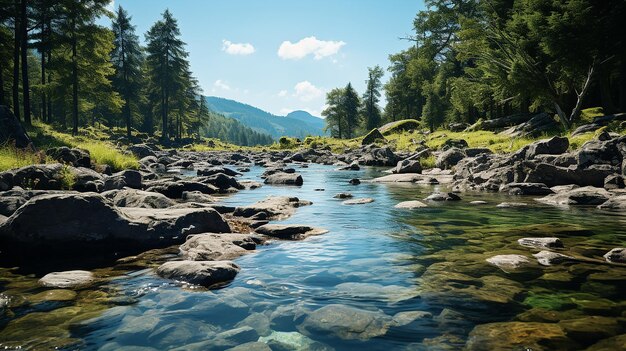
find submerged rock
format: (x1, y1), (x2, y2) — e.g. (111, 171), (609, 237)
(342, 198), (374, 205)
(533, 251), (575, 266)
(486, 254), (533, 271)
(255, 224), (328, 240)
(518, 237), (564, 249)
(394, 200), (427, 209)
(156, 260), (240, 287)
(298, 304), (392, 340)
(39, 270), (94, 289)
(465, 322), (578, 351)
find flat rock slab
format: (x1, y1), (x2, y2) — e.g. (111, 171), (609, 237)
(180, 233), (263, 261)
(264, 172), (303, 186)
(255, 224), (328, 240)
(156, 260), (240, 287)
(536, 186), (611, 206)
(297, 304), (392, 341)
(343, 198), (375, 205)
(496, 202), (528, 208)
(518, 237), (564, 249)
(394, 200), (428, 209)
(39, 270), (94, 288)
(233, 196), (312, 220)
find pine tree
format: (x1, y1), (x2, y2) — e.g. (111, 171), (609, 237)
(362, 65), (384, 130)
(112, 5), (143, 138)
(342, 82), (361, 138)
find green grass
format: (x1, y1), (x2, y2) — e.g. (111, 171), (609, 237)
(0, 145), (48, 172)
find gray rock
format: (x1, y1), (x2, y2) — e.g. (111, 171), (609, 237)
(533, 251), (575, 266)
(128, 144), (156, 158)
(156, 260), (240, 287)
(255, 224), (328, 240)
(603, 248), (626, 263)
(604, 174), (625, 190)
(392, 311), (433, 326)
(436, 148), (466, 169)
(46, 147), (91, 168)
(264, 172), (303, 186)
(0, 195), (27, 216)
(486, 254), (532, 270)
(298, 304), (392, 340)
(524, 136), (569, 159)
(496, 202), (528, 208)
(102, 189), (175, 208)
(180, 233), (262, 261)
(233, 196), (312, 220)
(394, 200), (427, 209)
(424, 192), (461, 201)
(597, 194), (626, 210)
(39, 270), (94, 288)
(394, 159), (422, 174)
(536, 186), (611, 206)
(518, 237), (564, 249)
(333, 192), (353, 199)
(362, 128), (386, 145)
(499, 182), (554, 195)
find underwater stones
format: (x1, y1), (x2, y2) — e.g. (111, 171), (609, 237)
(342, 197), (374, 205)
(559, 316), (623, 344)
(29, 289), (78, 303)
(515, 308), (584, 323)
(226, 342), (271, 351)
(179, 233), (261, 261)
(470, 200), (487, 205)
(394, 200), (428, 209)
(258, 331), (326, 351)
(533, 251), (575, 266)
(234, 313), (271, 337)
(465, 322), (577, 351)
(333, 192), (353, 199)
(496, 202), (528, 208)
(392, 311), (433, 326)
(255, 224), (328, 240)
(156, 260), (240, 287)
(486, 254), (532, 271)
(298, 304), (392, 341)
(424, 192), (461, 201)
(518, 237), (564, 249)
(39, 270), (94, 289)
(335, 282), (420, 303)
(603, 248), (626, 263)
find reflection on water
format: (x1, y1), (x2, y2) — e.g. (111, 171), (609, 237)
(1, 164), (625, 350)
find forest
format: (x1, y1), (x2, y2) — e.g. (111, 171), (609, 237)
(0, 0), (273, 146)
(324, 0), (626, 137)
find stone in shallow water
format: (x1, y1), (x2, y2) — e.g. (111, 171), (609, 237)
(465, 321), (579, 351)
(394, 200), (427, 209)
(297, 304), (392, 340)
(470, 200), (487, 205)
(156, 260), (240, 287)
(603, 247), (626, 263)
(39, 270), (94, 289)
(226, 342), (271, 351)
(559, 316), (622, 344)
(518, 237), (564, 249)
(585, 334), (626, 351)
(179, 233), (261, 261)
(486, 254), (532, 270)
(29, 289), (77, 303)
(533, 250), (575, 266)
(392, 311), (433, 326)
(258, 331), (327, 350)
(496, 202), (528, 208)
(424, 192), (461, 201)
(333, 192), (353, 199)
(255, 224), (328, 240)
(335, 282), (420, 303)
(342, 198), (374, 205)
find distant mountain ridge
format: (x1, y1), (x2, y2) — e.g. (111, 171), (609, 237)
(204, 96), (327, 139)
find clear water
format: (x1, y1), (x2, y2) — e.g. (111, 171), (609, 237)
(1, 164), (625, 350)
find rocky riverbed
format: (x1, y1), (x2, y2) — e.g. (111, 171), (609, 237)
(0, 133), (626, 349)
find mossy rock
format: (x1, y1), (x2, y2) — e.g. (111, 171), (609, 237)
(361, 128), (386, 145)
(379, 119), (420, 136)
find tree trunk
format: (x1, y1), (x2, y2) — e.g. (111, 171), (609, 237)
(71, 15), (78, 135)
(40, 9), (47, 123)
(12, 3), (20, 120)
(0, 58), (5, 105)
(620, 55), (626, 112)
(20, 0), (31, 126)
(598, 64), (615, 114)
(46, 49), (52, 124)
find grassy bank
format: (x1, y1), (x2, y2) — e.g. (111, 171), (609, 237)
(0, 122), (139, 172)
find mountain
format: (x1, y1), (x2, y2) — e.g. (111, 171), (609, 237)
(200, 111), (274, 146)
(204, 96), (327, 139)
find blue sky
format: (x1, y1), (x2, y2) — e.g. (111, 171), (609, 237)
(103, 0), (424, 117)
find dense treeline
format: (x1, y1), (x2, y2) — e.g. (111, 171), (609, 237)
(0, 0), (272, 146)
(326, 0), (626, 135)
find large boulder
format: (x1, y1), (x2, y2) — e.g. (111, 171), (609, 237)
(103, 170), (142, 190)
(358, 146), (398, 166)
(156, 260), (240, 287)
(536, 186), (611, 206)
(524, 163), (616, 188)
(180, 233), (263, 261)
(394, 159), (422, 174)
(436, 148), (466, 170)
(39, 270), (94, 289)
(361, 128), (386, 145)
(0, 105), (32, 148)
(597, 194), (626, 210)
(0, 193), (230, 253)
(128, 144), (156, 158)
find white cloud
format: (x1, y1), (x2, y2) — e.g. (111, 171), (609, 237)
(277, 36), (346, 60)
(106, 0), (115, 12)
(222, 40), (256, 56)
(213, 79), (231, 91)
(293, 81), (323, 102)
(277, 90), (288, 97)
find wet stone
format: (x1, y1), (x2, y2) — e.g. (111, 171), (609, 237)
(518, 237), (564, 249)
(297, 304), (392, 340)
